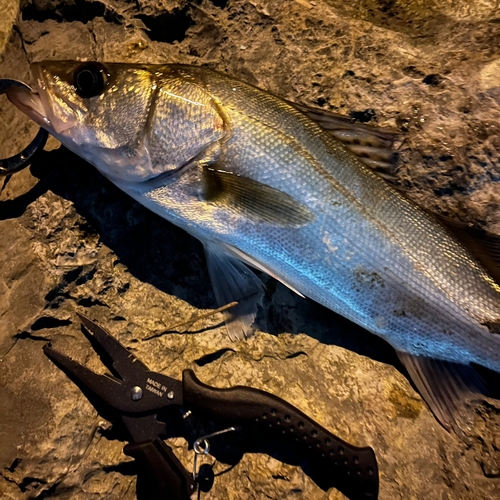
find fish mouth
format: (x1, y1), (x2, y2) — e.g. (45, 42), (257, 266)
(7, 63), (78, 135)
(6, 85), (51, 130)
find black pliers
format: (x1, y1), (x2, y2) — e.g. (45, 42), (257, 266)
(43, 314), (379, 500)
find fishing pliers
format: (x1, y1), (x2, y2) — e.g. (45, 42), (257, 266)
(43, 313), (379, 500)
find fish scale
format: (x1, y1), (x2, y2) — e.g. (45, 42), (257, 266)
(201, 68), (500, 321)
(190, 67), (500, 363)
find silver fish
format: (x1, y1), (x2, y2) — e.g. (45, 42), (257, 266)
(8, 61), (500, 432)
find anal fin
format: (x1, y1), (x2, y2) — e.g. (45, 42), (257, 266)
(204, 242), (264, 341)
(397, 351), (486, 437)
(219, 242), (305, 298)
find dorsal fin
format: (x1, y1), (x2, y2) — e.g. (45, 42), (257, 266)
(288, 101), (401, 182)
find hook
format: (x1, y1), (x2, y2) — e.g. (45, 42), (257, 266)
(0, 79), (48, 176)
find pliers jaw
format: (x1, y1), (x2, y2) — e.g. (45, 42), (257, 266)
(43, 314), (197, 499)
(43, 314), (183, 414)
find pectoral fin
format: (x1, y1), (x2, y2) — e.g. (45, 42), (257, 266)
(204, 242), (264, 341)
(397, 351), (486, 437)
(203, 167), (315, 227)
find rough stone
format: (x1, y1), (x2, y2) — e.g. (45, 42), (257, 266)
(1, 1), (500, 499)
(0, 0), (18, 54)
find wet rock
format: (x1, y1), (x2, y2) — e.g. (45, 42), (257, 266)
(1, 1), (500, 499)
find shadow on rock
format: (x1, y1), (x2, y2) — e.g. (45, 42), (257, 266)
(22, 147), (215, 310)
(3, 144), (404, 373)
(12, 146), (404, 371)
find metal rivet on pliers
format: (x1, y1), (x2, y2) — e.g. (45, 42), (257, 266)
(130, 386), (143, 400)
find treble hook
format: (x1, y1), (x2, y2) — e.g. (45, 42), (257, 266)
(0, 79), (48, 176)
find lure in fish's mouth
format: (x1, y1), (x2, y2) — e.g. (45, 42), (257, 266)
(0, 78), (49, 175)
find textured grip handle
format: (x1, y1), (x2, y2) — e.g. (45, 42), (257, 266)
(182, 369), (378, 500)
(124, 437), (196, 500)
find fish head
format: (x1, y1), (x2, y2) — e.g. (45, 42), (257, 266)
(7, 61), (226, 183)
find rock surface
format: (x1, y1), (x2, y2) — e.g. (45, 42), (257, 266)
(0, 0), (18, 54)
(1, 1), (500, 499)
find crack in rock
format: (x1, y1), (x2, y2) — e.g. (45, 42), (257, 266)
(194, 347), (235, 367)
(14, 331), (50, 342)
(22, 0), (122, 25)
(30, 316), (72, 331)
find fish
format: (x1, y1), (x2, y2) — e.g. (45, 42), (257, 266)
(7, 60), (500, 434)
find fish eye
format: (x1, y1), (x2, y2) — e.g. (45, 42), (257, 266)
(73, 63), (107, 98)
